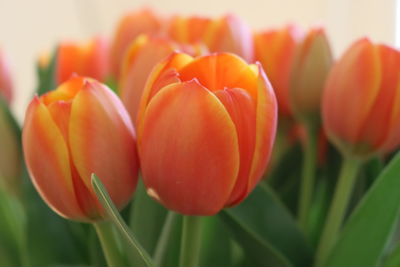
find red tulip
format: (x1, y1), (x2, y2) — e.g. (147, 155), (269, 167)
(23, 76), (139, 221)
(0, 49), (13, 104)
(137, 52), (277, 215)
(167, 14), (253, 62)
(290, 28), (333, 119)
(323, 38), (400, 156)
(56, 36), (109, 85)
(109, 8), (162, 78)
(254, 25), (303, 117)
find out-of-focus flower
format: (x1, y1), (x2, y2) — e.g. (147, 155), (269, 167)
(167, 14), (254, 62)
(290, 28), (333, 120)
(119, 34), (206, 123)
(137, 52), (277, 215)
(23, 76), (139, 221)
(109, 8), (162, 78)
(254, 25), (303, 117)
(0, 50), (20, 195)
(0, 49), (13, 104)
(322, 38), (400, 157)
(56, 36), (109, 85)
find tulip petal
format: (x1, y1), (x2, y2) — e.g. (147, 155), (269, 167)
(23, 97), (84, 219)
(214, 88), (256, 206)
(179, 53), (258, 98)
(247, 65), (277, 194)
(139, 80), (240, 215)
(69, 81), (138, 210)
(120, 36), (176, 122)
(136, 52), (193, 133)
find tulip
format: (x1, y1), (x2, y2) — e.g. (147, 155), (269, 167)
(23, 76), (139, 221)
(109, 8), (162, 78)
(254, 25), (303, 117)
(56, 36), (109, 85)
(119, 34), (206, 123)
(136, 52), (277, 215)
(290, 28), (333, 120)
(322, 38), (400, 157)
(0, 49), (13, 104)
(167, 14), (254, 62)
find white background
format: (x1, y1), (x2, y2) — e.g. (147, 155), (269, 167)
(0, 0), (397, 120)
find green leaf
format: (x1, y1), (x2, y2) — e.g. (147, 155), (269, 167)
(130, 180), (168, 255)
(36, 48), (58, 95)
(325, 152), (400, 267)
(91, 174), (154, 267)
(382, 242), (400, 267)
(220, 184), (312, 267)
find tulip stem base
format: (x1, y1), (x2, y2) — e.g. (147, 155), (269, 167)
(298, 122), (318, 232)
(93, 221), (126, 267)
(154, 211), (178, 266)
(315, 156), (360, 266)
(179, 215), (203, 267)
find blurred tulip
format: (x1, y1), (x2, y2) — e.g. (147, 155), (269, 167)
(322, 38), (400, 157)
(0, 51), (20, 195)
(56, 36), (109, 85)
(254, 25), (303, 117)
(167, 14), (253, 62)
(136, 52), (277, 215)
(290, 28), (333, 120)
(0, 49), (13, 104)
(109, 8), (162, 78)
(119, 34), (206, 123)
(23, 76), (139, 221)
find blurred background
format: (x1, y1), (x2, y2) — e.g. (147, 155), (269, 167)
(0, 0), (397, 121)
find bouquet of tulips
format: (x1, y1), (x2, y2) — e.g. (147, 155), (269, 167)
(1, 8), (400, 267)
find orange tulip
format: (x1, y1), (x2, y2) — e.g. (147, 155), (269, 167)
(254, 25), (303, 117)
(56, 36), (109, 85)
(322, 38), (400, 156)
(23, 76), (139, 221)
(119, 34), (206, 123)
(167, 14), (253, 62)
(109, 8), (162, 78)
(136, 52), (277, 215)
(290, 28), (332, 120)
(0, 49), (13, 104)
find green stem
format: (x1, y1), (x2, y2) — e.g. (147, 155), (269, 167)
(315, 156), (360, 266)
(179, 216), (203, 267)
(154, 211), (178, 266)
(93, 221), (126, 267)
(298, 122), (318, 231)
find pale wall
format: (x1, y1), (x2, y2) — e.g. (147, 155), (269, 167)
(0, 0), (397, 120)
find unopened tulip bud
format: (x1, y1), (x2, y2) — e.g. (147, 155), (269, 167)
(56, 36), (109, 84)
(23, 76), (139, 221)
(290, 28), (333, 121)
(109, 9), (162, 78)
(322, 38), (400, 157)
(254, 25), (303, 117)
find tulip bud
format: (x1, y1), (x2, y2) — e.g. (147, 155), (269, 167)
(136, 52), (277, 215)
(56, 36), (109, 85)
(322, 38), (400, 157)
(254, 25), (303, 117)
(23, 76), (139, 221)
(290, 28), (333, 121)
(167, 14), (253, 62)
(0, 49), (13, 104)
(109, 9), (162, 78)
